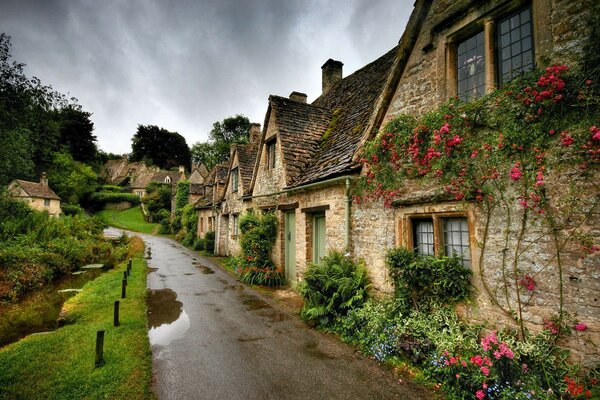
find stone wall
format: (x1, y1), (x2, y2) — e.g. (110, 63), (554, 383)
(383, 0), (596, 123)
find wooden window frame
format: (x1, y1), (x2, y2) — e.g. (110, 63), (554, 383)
(405, 212), (472, 267)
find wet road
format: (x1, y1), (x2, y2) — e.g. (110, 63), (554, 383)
(138, 233), (432, 400)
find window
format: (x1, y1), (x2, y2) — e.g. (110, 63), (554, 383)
(231, 167), (239, 192)
(457, 31), (485, 102)
(44, 198), (50, 207)
(411, 216), (471, 267)
(164, 176), (171, 184)
(413, 219), (435, 256)
(497, 7), (534, 85)
(232, 214), (239, 238)
(200, 217), (204, 233)
(443, 218), (471, 267)
(267, 140), (276, 169)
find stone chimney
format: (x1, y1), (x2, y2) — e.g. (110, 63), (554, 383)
(40, 172), (48, 186)
(321, 59), (343, 95)
(178, 165), (185, 173)
(249, 123), (262, 144)
(289, 91), (307, 103)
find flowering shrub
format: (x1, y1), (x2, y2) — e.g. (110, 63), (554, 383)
(235, 211), (284, 286)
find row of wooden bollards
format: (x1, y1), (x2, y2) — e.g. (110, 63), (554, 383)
(95, 259), (133, 367)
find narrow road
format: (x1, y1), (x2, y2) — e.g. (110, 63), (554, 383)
(137, 233), (432, 400)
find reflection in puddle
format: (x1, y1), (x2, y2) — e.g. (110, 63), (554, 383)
(147, 289), (190, 346)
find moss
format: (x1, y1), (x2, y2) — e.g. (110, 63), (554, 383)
(322, 108), (343, 143)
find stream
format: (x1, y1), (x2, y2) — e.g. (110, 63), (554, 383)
(0, 267), (104, 347)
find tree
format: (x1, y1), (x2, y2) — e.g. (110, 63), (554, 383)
(47, 152), (98, 204)
(0, 128), (34, 186)
(130, 125), (191, 170)
(56, 105), (98, 164)
(191, 115), (250, 170)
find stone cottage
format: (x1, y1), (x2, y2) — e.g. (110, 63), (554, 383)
(194, 161), (229, 243)
(205, 0), (598, 363)
(8, 173), (61, 216)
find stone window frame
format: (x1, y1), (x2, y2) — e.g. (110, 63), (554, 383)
(397, 208), (475, 268)
(231, 167), (239, 192)
(44, 198), (50, 207)
(445, 2), (536, 100)
(266, 138), (276, 170)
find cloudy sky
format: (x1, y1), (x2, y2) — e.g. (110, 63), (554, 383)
(2, 0), (412, 154)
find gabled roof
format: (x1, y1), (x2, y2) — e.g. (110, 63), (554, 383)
(151, 171), (184, 185)
(11, 179), (60, 200)
(290, 45), (399, 187)
(235, 140), (260, 191)
(268, 96), (331, 186)
(189, 183), (204, 195)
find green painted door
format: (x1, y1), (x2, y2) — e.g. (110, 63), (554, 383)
(284, 212), (296, 282)
(313, 213), (326, 264)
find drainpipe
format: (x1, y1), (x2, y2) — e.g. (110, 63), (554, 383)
(344, 177), (351, 252)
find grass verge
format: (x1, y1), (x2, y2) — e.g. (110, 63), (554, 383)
(0, 243), (153, 400)
(95, 206), (158, 234)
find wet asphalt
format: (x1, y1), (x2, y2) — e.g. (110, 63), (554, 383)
(132, 232), (433, 400)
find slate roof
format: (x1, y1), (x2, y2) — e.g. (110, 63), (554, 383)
(235, 141), (260, 190)
(189, 183), (204, 195)
(130, 172), (154, 189)
(151, 171), (184, 185)
(268, 96), (331, 186)
(290, 46), (399, 187)
(12, 179), (60, 200)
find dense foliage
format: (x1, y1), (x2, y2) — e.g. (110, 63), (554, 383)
(130, 125), (191, 170)
(0, 195), (128, 301)
(0, 34), (100, 186)
(204, 231), (215, 254)
(142, 182), (172, 222)
(228, 211), (284, 286)
(386, 248), (471, 313)
(299, 252), (369, 327)
(86, 191), (141, 212)
(191, 115), (251, 170)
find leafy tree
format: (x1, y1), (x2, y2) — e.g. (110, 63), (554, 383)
(47, 152), (98, 204)
(130, 125), (191, 170)
(191, 115), (250, 170)
(0, 128), (34, 185)
(56, 105), (98, 164)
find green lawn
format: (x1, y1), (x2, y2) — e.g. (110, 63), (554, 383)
(0, 256), (154, 400)
(96, 206), (158, 234)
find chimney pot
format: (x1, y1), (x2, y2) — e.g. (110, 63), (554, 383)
(40, 172), (48, 186)
(321, 59), (343, 95)
(289, 91), (307, 103)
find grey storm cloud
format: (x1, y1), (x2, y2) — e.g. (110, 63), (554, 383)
(1, 0), (412, 154)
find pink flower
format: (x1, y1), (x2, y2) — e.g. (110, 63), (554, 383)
(560, 131), (574, 146)
(456, 374), (461, 379)
(498, 343), (514, 359)
(574, 323), (587, 331)
(439, 123), (450, 135)
(509, 163), (522, 181)
(535, 170), (544, 186)
(470, 355), (484, 366)
(549, 129), (556, 135)
(518, 274), (536, 291)
(476, 389), (486, 399)
(480, 366), (490, 376)
(590, 126), (600, 141)
(470, 150), (479, 158)
(481, 331), (498, 351)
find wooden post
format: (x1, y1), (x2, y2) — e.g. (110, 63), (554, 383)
(123, 271), (127, 282)
(121, 279), (126, 299)
(95, 330), (105, 367)
(114, 301), (120, 327)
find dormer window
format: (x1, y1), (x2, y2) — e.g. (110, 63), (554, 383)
(266, 139), (276, 169)
(165, 176), (171, 184)
(231, 167), (239, 192)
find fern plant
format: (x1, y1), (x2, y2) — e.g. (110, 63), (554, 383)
(299, 251), (370, 327)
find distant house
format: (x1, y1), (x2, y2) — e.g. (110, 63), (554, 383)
(130, 166), (186, 199)
(7, 173), (61, 217)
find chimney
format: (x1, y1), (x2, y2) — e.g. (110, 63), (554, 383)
(321, 59), (343, 95)
(178, 165), (185, 174)
(289, 91), (307, 103)
(249, 123), (262, 144)
(40, 172), (48, 186)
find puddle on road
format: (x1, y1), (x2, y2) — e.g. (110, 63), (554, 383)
(241, 297), (272, 311)
(196, 265), (214, 274)
(147, 288), (190, 346)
